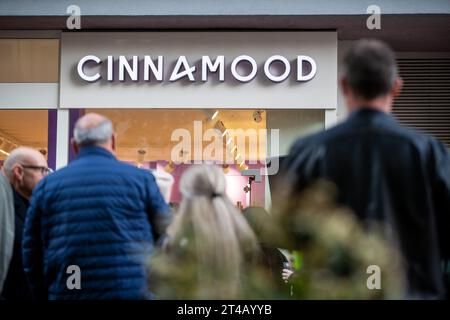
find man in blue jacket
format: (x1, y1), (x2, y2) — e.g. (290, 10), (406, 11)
(22, 113), (172, 300)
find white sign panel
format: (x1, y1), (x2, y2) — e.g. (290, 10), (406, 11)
(60, 32), (337, 109)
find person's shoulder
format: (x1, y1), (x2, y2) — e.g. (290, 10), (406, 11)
(0, 173), (13, 203)
(41, 163), (76, 186)
(383, 122), (450, 173)
(387, 120), (429, 143)
(289, 122), (346, 154)
(115, 160), (149, 174)
(113, 161), (157, 183)
(390, 122), (448, 154)
(0, 172), (11, 190)
(425, 134), (450, 162)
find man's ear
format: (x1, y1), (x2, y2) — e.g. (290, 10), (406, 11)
(391, 76), (403, 98)
(71, 138), (79, 155)
(111, 134), (117, 152)
(341, 78), (350, 96)
(12, 164), (23, 181)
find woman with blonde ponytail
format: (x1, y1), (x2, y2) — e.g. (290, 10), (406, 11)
(148, 164), (267, 299)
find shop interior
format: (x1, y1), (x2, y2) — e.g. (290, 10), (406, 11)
(0, 108), (323, 209)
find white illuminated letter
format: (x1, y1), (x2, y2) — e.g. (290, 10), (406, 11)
(264, 55), (291, 82)
(297, 55), (317, 81)
(202, 55), (225, 82)
(231, 55), (257, 82)
(144, 56), (163, 81)
(77, 55), (101, 82)
(119, 56), (138, 81)
(170, 56), (196, 82)
(107, 56), (113, 81)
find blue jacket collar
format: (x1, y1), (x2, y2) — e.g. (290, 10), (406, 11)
(77, 145), (116, 159)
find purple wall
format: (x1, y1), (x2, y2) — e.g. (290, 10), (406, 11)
(68, 109), (85, 162)
(47, 110), (57, 170)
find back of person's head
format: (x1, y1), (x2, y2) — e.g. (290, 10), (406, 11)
(342, 39), (399, 102)
(73, 113), (114, 153)
(167, 164), (259, 298)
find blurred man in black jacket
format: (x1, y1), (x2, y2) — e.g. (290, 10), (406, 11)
(278, 39), (450, 299)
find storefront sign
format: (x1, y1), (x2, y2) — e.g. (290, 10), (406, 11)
(77, 54), (317, 83)
(60, 32), (337, 109)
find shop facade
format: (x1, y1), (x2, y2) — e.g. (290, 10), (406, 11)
(1, 0), (449, 208)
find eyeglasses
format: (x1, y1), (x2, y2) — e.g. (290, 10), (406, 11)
(21, 165), (53, 176)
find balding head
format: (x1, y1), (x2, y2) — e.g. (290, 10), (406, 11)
(3, 147), (49, 199)
(73, 113), (115, 154)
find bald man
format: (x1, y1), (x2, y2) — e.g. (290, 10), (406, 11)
(2, 147), (50, 300)
(23, 113), (171, 300)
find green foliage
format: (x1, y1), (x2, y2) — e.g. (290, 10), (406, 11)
(149, 180), (405, 299)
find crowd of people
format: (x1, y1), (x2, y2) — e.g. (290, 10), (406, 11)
(0, 39), (449, 300)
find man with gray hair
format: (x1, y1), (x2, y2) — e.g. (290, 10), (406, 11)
(1, 147), (49, 300)
(23, 113), (172, 300)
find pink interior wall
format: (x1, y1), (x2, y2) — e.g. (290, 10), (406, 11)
(126, 160), (265, 208)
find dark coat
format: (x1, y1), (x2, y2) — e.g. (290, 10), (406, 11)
(2, 189), (32, 300)
(22, 146), (172, 300)
(280, 108), (450, 299)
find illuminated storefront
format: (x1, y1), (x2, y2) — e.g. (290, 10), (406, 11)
(1, 1), (449, 208)
(0, 31), (338, 208)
